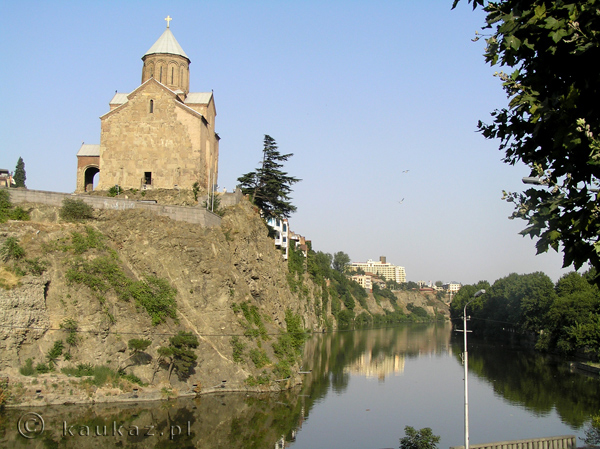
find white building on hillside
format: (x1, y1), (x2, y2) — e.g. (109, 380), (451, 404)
(267, 218), (289, 259)
(351, 274), (373, 291)
(348, 256), (406, 284)
(443, 282), (462, 294)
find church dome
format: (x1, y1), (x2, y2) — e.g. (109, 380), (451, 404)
(141, 17), (191, 95)
(144, 27), (189, 61)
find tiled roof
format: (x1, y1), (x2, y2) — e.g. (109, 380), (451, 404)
(144, 28), (189, 60)
(109, 93), (129, 105)
(77, 144), (100, 157)
(185, 92), (212, 104)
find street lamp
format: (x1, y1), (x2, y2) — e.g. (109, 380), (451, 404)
(463, 289), (486, 449)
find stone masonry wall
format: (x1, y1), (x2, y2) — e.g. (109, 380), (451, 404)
(5, 188), (223, 227)
(98, 80), (218, 191)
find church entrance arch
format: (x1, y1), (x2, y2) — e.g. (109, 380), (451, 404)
(83, 166), (99, 192)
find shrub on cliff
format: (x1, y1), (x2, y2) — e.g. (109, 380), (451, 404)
(0, 190), (30, 222)
(59, 198), (94, 222)
(1, 237), (25, 262)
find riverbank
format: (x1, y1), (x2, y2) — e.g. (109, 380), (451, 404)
(2, 371), (302, 409)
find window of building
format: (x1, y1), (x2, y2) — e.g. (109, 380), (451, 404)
(144, 172), (152, 185)
(149, 100), (154, 113)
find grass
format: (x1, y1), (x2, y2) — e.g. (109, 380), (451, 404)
(61, 363), (146, 387)
(0, 266), (20, 290)
(66, 255), (177, 325)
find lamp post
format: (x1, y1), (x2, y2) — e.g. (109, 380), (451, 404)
(463, 289), (486, 449)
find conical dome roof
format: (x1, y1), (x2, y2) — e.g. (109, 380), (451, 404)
(144, 27), (189, 60)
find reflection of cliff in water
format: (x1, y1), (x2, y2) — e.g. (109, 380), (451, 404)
(0, 324), (454, 448)
(0, 392), (305, 449)
(451, 337), (600, 428)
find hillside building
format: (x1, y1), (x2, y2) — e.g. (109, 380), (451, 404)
(348, 256), (406, 284)
(351, 274), (373, 291)
(76, 17), (219, 193)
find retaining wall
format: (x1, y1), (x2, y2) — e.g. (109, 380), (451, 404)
(450, 435), (577, 449)
(4, 188), (223, 227)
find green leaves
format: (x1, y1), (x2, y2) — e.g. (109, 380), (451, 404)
(13, 157), (26, 188)
(399, 426), (440, 449)
(160, 331), (199, 379)
(457, 0), (600, 283)
(237, 135), (301, 221)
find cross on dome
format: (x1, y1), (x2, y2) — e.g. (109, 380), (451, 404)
(165, 15), (172, 28)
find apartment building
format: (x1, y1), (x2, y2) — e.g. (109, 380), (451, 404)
(348, 256), (406, 284)
(351, 274), (373, 291)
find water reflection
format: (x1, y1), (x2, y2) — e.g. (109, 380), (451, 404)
(2, 323), (598, 448)
(301, 323), (452, 399)
(451, 338), (600, 428)
(0, 392), (305, 449)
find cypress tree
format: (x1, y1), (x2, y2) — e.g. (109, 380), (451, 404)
(13, 157), (26, 188)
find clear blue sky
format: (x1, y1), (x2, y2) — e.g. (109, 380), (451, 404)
(0, 1), (577, 285)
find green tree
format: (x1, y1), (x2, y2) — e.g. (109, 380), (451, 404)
(399, 426), (440, 449)
(159, 331), (199, 380)
(454, 0), (600, 283)
(13, 157), (26, 188)
(307, 251), (333, 280)
(237, 135), (301, 220)
(541, 272), (600, 355)
(332, 251), (350, 273)
(120, 338), (152, 370)
(484, 272), (556, 335)
(449, 281), (491, 323)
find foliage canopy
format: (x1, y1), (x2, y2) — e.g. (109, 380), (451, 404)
(454, 0), (600, 282)
(399, 426), (440, 449)
(159, 331), (199, 379)
(13, 157), (26, 188)
(451, 270), (600, 357)
(237, 135), (301, 220)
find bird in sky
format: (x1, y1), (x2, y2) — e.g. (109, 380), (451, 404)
(398, 198), (404, 204)
(402, 170), (410, 173)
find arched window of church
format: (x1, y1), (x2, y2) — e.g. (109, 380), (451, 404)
(159, 67), (163, 83)
(180, 68), (183, 87)
(150, 100), (154, 113)
(171, 67), (174, 84)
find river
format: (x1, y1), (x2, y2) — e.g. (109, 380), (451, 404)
(1, 322), (598, 448)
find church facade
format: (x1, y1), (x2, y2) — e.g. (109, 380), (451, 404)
(76, 18), (219, 193)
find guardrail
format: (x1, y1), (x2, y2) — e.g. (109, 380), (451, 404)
(450, 435), (577, 449)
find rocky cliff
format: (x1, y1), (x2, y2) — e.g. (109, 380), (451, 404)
(0, 197), (448, 406)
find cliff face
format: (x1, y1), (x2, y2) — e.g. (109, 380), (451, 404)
(0, 200), (319, 404)
(0, 198), (448, 406)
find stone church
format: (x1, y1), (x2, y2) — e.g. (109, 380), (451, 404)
(76, 17), (219, 193)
